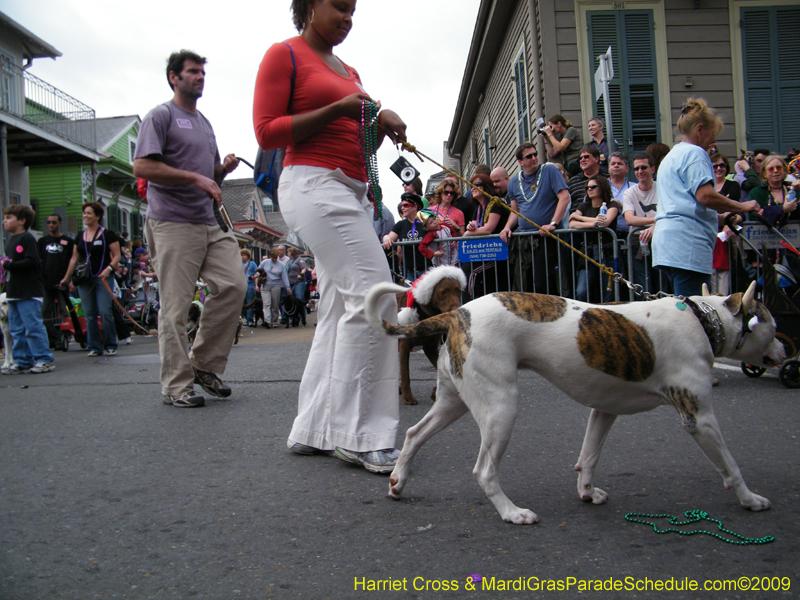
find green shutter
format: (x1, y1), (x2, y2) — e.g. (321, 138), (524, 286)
(130, 212), (142, 240)
(588, 10), (660, 157)
(742, 6), (800, 153)
(107, 203), (121, 232)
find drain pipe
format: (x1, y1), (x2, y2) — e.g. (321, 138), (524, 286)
(1, 124), (8, 255)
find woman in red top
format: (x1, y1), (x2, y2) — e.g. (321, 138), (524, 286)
(253, 0), (407, 474)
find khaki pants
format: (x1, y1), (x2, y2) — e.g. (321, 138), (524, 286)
(145, 218), (247, 396)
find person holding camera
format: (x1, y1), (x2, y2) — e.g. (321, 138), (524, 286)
(542, 114), (583, 176)
(253, 0), (408, 474)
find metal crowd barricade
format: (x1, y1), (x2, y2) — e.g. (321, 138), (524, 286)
(390, 227), (623, 303)
(388, 220), (770, 304)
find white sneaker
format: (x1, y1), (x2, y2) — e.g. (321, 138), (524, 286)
(30, 362), (55, 373)
(120, 337), (132, 345)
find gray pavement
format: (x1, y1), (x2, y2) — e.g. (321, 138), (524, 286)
(1, 321), (799, 599)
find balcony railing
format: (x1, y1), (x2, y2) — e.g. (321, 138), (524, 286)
(0, 58), (96, 151)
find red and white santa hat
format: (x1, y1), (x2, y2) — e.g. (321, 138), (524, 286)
(397, 265), (467, 326)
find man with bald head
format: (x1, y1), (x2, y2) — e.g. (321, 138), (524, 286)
(490, 167), (510, 201)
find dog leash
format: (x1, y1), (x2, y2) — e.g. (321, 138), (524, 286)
(101, 278), (157, 337)
(625, 510), (774, 545)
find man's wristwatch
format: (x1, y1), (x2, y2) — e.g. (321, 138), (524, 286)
(549, 221), (558, 227)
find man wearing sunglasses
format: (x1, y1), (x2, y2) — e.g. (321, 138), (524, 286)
(383, 193), (429, 281)
(567, 145), (608, 213)
(622, 153), (659, 294)
(501, 142), (570, 294)
(37, 214), (76, 350)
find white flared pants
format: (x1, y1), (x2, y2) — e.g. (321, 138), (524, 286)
(280, 166), (399, 452)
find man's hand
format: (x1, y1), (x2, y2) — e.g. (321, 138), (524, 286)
(639, 226), (654, 244)
(221, 154), (239, 174)
(195, 174), (223, 204)
(500, 228), (512, 243)
(539, 223), (556, 236)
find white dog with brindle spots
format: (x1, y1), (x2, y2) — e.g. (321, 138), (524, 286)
(0, 292), (15, 374)
(365, 281), (785, 524)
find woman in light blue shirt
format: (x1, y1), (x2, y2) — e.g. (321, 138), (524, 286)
(652, 98), (759, 296)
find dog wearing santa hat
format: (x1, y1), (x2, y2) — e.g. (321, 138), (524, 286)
(397, 266), (465, 405)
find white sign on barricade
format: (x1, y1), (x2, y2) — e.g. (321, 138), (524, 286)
(741, 223), (800, 250)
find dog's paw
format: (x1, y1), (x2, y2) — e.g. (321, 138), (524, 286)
(402, 395), (418, 406)
(503, 508), (539, 525)
(388, 475), (404, 500)
(742, 494), (771, 511)
(580, 487), (609, 504)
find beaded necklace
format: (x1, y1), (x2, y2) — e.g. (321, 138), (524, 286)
(625, 510), (774, 545)
(768, 183), (786, 206)
(358, 99), (383, 220)
(83, 227), (106, 278)
(518, 166), (544, 202)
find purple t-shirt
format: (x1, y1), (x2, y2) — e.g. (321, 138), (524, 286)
(135, 101), (220, 224)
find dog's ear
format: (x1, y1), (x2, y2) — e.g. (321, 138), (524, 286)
(702, 283), (711, 296)
(724, 281), (756, 316)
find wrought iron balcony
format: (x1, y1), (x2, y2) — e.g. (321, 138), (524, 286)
(0, 57), (96, 151)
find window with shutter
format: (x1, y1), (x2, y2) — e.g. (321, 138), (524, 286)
(588, 10), (660, 158)
(512, 49), (530, 144)
(741, 5), (800, 154)
(107, 204), (121, 233)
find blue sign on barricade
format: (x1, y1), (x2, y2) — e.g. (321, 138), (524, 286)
(458, 239), (509, 263)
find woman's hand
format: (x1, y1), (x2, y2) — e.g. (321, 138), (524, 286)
(382, 235), (394, 250)
(377, 109), (407, 145)
(783, 198), (798, 213)
(466, 220), (477, 233)
(336, 93), (378, 121)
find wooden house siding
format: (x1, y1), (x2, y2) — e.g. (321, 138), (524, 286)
(28, 164), (82, 231)
(455, 0), (532, 178)
(663, 0), (736, 148)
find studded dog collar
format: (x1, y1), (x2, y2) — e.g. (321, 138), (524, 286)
(682, 298), (725, 357)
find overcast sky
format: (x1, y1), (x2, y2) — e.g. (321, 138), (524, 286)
(1, 0), (481, 220)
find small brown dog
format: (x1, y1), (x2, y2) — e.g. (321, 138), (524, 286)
(396, 266), (466, 405)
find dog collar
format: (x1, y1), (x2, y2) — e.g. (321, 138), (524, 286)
(683, 298), (725, 356)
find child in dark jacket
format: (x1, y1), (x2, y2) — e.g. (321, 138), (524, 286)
(2, 205), (55, 374)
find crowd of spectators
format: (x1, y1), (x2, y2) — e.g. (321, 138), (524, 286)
(378, 106), (799, 303)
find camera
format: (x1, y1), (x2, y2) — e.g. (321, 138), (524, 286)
(535, 117), (547, 135)
(390, 156), (420, 184)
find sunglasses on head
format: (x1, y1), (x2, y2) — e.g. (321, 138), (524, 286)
(522, 152), (537, 160)
(586, 185), (599, 190)
(472, 183), (484, 189)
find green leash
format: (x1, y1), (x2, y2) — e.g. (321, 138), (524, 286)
(625, 510), (774, 545)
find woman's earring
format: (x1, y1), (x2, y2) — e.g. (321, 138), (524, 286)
(310, 9), (314, 25)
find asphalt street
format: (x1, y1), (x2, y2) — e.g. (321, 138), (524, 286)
(1, 316), (798, 600)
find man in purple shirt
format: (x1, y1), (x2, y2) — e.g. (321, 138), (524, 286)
(134, 50), (246, 408)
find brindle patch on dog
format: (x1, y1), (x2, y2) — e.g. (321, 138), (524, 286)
(662, 385), (699, 429)
(447, 310), (472, 379)
(577, 308), (656, 381)
(495, 292), (567, 323)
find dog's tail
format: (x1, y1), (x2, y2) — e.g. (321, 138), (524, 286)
(365, 281), (457, 338)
